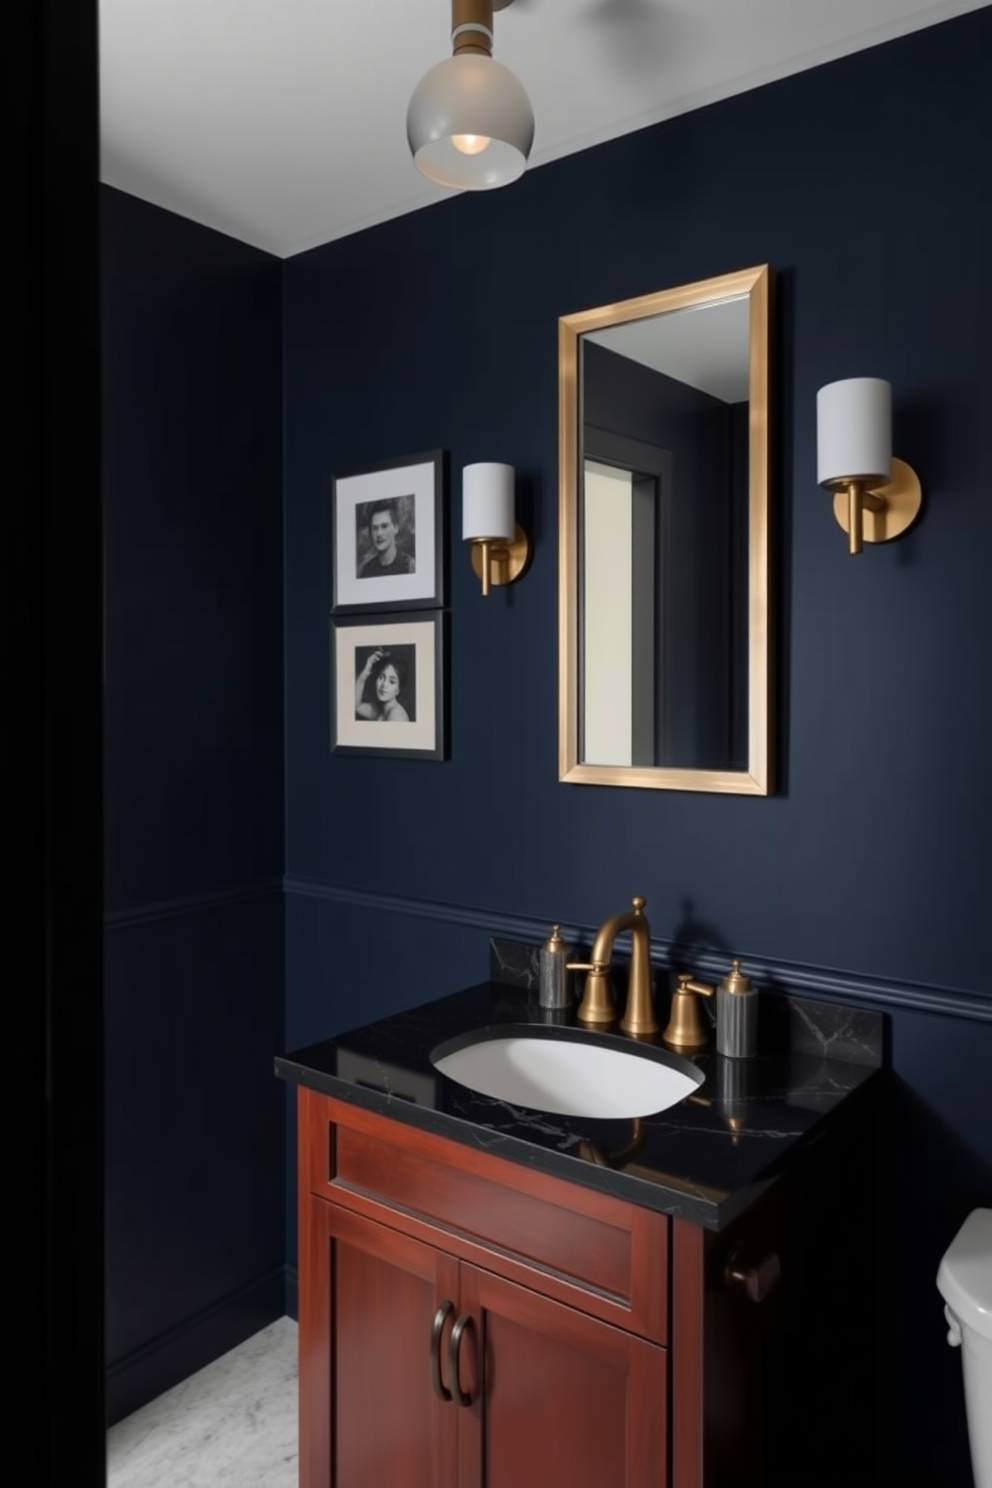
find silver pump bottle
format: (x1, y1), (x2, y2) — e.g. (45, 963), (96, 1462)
(715, 958), (758, 1058)
(539, 925), (571, 1010)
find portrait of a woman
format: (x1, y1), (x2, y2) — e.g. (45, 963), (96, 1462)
(354, 646), (415, 723)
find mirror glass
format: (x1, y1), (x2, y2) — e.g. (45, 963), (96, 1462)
(558, 266), (772, 794)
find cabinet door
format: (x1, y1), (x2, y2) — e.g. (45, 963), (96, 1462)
(454, 1264), (668, 1488)
(300, 1197), (459, 1488)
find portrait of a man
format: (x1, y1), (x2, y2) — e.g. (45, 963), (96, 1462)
(357, 497), (416, 579)
(331, 452), (442, 614)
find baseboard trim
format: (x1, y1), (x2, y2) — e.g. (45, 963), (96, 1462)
(283, 876), (992, 1025)
(105, 1264), (286, 1426)
(105, 877), (283, 932)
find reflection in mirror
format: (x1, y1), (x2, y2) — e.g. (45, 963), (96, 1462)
(559, 266), (772, 794)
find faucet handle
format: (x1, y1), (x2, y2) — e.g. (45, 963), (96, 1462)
(569, 961), (616, 1026)
(677, 973), (714, 998)
(663, 973), (714, 1050)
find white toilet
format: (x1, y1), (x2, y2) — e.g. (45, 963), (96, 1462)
(937, 1208), (992, 1488)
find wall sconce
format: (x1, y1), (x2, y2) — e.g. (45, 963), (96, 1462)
(816, 377), (922, 556)
(407, 0), (534, 191)
(462, 462), (530, 597)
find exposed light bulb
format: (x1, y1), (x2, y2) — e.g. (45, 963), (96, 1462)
(452, 133), (491, 155)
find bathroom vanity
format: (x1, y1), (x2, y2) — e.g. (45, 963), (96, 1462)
(276, 957), (884, 1488)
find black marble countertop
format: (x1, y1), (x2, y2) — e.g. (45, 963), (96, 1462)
(275, 971), (883, 1231)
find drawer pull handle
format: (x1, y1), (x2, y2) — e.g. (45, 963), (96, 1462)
(448, 1312), (474, 1407)
(725, 1247), (781, 1304)
(429, 1300), (454, 1402)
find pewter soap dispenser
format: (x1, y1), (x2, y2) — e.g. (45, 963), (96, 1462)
(715, 959), (758, 1058)
(539, 925), (571, 1010)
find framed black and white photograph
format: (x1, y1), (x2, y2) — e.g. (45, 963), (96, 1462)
(330, 450), (444, 613)
(331, 613), (446, 760)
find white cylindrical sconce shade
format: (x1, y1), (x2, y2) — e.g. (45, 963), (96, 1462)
(817, 378), (892, 486)
(463, 463), (515, 541)
(407, 56), (534, 190)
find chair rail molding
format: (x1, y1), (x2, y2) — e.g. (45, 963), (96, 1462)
(283, 877), (991, 1026)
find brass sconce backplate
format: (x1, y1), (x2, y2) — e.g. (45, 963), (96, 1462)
(470, 523), (530, 587)
(831, 457), (923, 544)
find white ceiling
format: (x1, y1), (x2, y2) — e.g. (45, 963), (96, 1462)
(98, 0), (987, 259)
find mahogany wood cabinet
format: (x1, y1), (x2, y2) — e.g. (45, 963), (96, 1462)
(295, 1084), (875, 1488)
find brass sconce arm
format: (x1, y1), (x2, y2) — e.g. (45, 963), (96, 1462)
(469, 525), (530, 596)
(843, 479), (884, 557)
(824, 461), (922, 556)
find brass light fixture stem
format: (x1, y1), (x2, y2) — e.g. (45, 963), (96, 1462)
(846, 480), (886, 556)
(847, 481), (862, 556)
(829, 460), (921, 555)
(469, 524), (531, 595)
(452, 0), (494, 54)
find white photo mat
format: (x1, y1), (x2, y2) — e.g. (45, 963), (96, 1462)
(332, 615), (443, 759)
(331, 452), (443, 613)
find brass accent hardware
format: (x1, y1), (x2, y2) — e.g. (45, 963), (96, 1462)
(448, 1312), (474, 1407)
(663, 973), (714, 1050)
(452, 0), (516, 55)
(721, 958), (751, 995)
(451, 0), (495, 54)
(430, 1300), (454, 1402)
(469, 523), (530, 596)
(826, 457), (923, 555)
(564, 960), (615, 1025)
(568, 895), (657, 1034)
(724, 1246), (782, 1304)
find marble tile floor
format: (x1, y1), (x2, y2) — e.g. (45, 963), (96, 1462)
(107, 1316), (298, 1488)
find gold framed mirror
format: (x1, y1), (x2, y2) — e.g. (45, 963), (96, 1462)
(558, 264), (773, 794)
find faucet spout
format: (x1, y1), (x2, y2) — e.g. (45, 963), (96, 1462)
(576, 896), (658, 1036)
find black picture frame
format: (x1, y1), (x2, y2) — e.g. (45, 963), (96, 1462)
(330, 612), (446, 760)
(330, 450), (445, 613)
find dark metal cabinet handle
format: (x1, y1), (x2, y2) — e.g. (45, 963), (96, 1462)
(724, 1247), (782, 1304)
(430, 1300), (454, 1402)
(447, 1312), (474, 1407)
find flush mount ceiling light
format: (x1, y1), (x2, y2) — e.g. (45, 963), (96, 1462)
(407, 0), (534, 190)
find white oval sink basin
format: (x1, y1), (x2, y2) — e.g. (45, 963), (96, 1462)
(431, 1031), (704, 1119)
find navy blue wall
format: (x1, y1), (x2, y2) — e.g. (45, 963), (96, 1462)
(283, 13), (991, 1486)
(101, 186), (286, 1423)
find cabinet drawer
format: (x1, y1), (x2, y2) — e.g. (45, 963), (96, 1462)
(298, 1088), (668, 1343)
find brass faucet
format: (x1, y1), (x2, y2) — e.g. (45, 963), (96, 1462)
(567, 895), (658, 1036)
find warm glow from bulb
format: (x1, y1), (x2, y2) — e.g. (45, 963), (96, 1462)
(452, 133), (491, 156)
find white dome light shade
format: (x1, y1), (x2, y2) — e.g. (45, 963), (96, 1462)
(407, 55), (534, 190)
